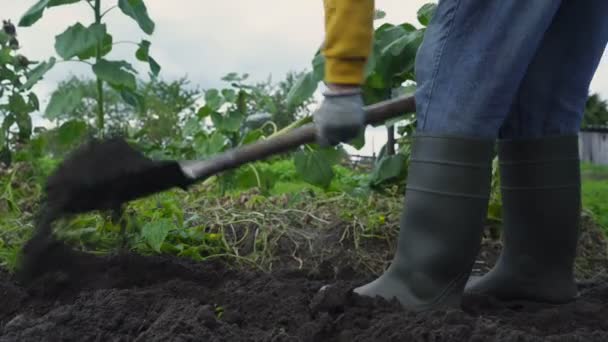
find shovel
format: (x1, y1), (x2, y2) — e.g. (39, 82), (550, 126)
(43, 95), (416, 216)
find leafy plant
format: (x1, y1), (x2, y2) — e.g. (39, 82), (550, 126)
(582, 93), (608, 128)
(44, 76), (201, 148)
(19, 0), (161, 136)
(287, 3), (437, 190)
(0, 19), (55, 165)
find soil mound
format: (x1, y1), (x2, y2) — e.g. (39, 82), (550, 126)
(2, 225), (608, 342)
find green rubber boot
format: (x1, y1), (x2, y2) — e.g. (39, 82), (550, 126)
(354, 134), (495, 310)
(465, 135), (580, 303)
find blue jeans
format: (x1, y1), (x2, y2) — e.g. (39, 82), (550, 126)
(414, 0), (608, 139)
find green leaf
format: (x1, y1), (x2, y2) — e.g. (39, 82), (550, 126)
(369, 153), (408, 187)
(56, 120), (88, 146)
(22, 57), (56, 90)
(148, 56), (160, 76)
(19, 0), (82, 27)
(141, 218), (171, 253)
(118, 0), (155, 35)
(8, 93), (29, 114)
(221, 72), (248, 82)
(45, 86), (84, 119)
(374, 24), (403, 46)
(2, 115), (15, 133)
(119, 88), (145, 110)
(286, 50), (323, 109)
(364, 42), (379, 79)
(92, 59), (137, 90)
(7, 95), (34, 140)
(312, 53), (325, 81)
(384, 30), (423, 58)
(48, 0), (81, 6)
(28, 93), (40, 111)
(197, 105), (212, 118)
(315, 146), (347, 165)
(374, 9), (386, 20)
(0, 50), (15, 68)
(194, 132), (229, 158)
(294, 150), (334, 189)
(182, 117), (201, 138)
(417, 3), (437, 26)
(77, 33), (113, 60)
(204, 89), (223, 110)
(54, 23), (106, 59)
(136, 39), (160, 76)
(15, 111), (32, 140)
(19, 0), (50, 27)
(234, 164), (274, 191)
(221, 89), (237, 103)
(0, 31), (9, 45)
(211, 110), (244, 133)
(0, 147), (11, 166)
(5, 95), (34, 141)
(286, 72), (318, 109)
(240, 129), (264, 145)
(1, 115), (14, 150)
(0, 119), (5, 145)
(375, 29), (424, 87)
(135, 39), (151, 61)
(178, 246), (203, 261)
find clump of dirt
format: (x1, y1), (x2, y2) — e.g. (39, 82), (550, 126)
(43, 137), (191, 215)
(3, 216), (608, 341)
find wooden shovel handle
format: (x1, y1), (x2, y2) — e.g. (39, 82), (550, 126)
(186, 95), (416, 181)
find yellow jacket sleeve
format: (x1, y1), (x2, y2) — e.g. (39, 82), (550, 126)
(323, 0), (374, 85)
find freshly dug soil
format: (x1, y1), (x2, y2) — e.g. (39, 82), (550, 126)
(43, 137), (191, 215)
(2, 216), (608, 341)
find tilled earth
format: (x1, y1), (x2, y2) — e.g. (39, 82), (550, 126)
(1, 217), (608, 341)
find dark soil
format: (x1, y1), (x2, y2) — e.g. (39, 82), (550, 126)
(44, 137), (191, 215)
(2, 214), (608, 342)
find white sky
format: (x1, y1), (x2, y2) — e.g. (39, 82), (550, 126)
(2, 1), (607, 156)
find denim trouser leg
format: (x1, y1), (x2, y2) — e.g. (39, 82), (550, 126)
(414, 1), (564, 138)
(499, 0), (608, 139)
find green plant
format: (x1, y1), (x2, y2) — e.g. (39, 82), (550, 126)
(287, 3), (437, 190)
(44, 76), (202, 147)
(582, 93), (608, 128)
(581, 163), (608, 231)
(19, 0), (161, 136)
(0, 19), (54, 165)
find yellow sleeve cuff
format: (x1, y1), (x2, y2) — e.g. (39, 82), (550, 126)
(324, 57), (367, 85)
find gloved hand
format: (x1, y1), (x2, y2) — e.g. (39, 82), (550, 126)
(312, 86), (366, 146)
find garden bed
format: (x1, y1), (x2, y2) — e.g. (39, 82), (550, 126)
(1, 213), (607, 341)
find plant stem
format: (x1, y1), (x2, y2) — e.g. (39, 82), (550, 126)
(385, 88), (395, 155)
(100, 5), (118, 18)
(56, 59), (93, 66)
(94, 0), (105, 136)
(112, 40), (139, 46)
(84, 0), (95, 11)
(386, 125), (395, 155)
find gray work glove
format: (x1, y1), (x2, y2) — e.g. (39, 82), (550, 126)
(312, 88), (366, 146)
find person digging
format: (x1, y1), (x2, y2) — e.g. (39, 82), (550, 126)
(315, 0), (608, 310)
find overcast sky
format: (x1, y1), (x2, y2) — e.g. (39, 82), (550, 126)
(2, 1), (607, 155)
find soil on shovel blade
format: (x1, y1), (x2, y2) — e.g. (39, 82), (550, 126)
(2, 213), (608, 342)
